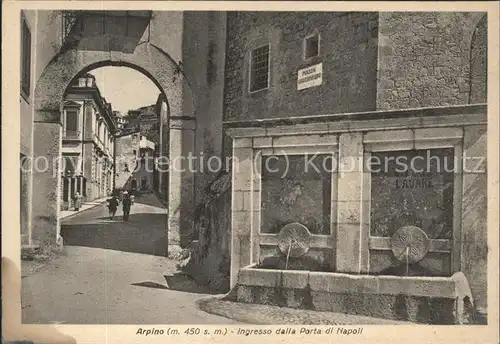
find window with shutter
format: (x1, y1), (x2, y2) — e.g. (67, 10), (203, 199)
(65, 110), (79, 137)
(304, 34), (320, 60)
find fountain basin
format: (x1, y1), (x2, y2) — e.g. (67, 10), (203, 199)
(236, 264), (474, 324)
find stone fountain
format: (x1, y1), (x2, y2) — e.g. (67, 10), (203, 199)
(225, 105), (486, 324)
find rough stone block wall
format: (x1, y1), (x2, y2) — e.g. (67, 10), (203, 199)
(224, 12), (379, 122)
(376, 12), (486, 110)
(469, 15), (487, 104)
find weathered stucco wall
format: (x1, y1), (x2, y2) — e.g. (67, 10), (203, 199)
(147, 11), (184, 65)
(20, 11), (36, 157)
(20, 11), (37, 244)
(35, 11), (64, 82)
(224, 12), (379, 122)
(376, 12), (486, 110)
(21, 10), (63, 246)
(183, 11), (227, 196)
(179, 12), (230, 290)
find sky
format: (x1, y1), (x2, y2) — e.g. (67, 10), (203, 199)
(90, 67), (161, 115)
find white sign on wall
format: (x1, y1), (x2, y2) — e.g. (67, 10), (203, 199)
(297, 63), (323, 90)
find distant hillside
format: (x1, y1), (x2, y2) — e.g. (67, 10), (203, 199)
(125, 104), (160, 146)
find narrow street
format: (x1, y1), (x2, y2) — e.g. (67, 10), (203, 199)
(21, 193), (238, 324)
(60, 193), (169, 256)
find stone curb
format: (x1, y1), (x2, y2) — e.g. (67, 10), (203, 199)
(195, 294), (408, 325)
(60, 200), (108, 221)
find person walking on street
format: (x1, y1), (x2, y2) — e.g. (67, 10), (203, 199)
(107, 195), (119, 220)
(130, 188), (136, 204)
(73, 192), (82, 211)
(122, 191), (132, 221)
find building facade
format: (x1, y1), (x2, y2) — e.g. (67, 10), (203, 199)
(60, 74), (117, 210)
(127, 104), (160, 145)
(219, 11), (488, 317)
(113, 111), (128, 130)
(114, 131), (141, 191)
(122, 136), (156, 193)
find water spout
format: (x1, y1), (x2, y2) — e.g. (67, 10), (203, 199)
(405, 246), (409, 276)
(285, 238), (293, 270)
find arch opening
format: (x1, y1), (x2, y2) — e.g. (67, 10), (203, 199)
(59, 65), (167, 205)
(31, 41), (195, 254)
(61, 61), (168, 108)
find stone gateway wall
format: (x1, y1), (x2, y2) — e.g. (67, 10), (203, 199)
(30, 41), (192, 252)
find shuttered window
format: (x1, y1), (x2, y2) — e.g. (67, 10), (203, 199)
(65, 110), (79, 136)
(304, 34), (320, 59)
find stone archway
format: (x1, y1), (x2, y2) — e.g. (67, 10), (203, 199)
(31, 42), (196, 251)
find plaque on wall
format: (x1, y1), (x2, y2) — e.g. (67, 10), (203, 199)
(297, 63), (323, 90)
